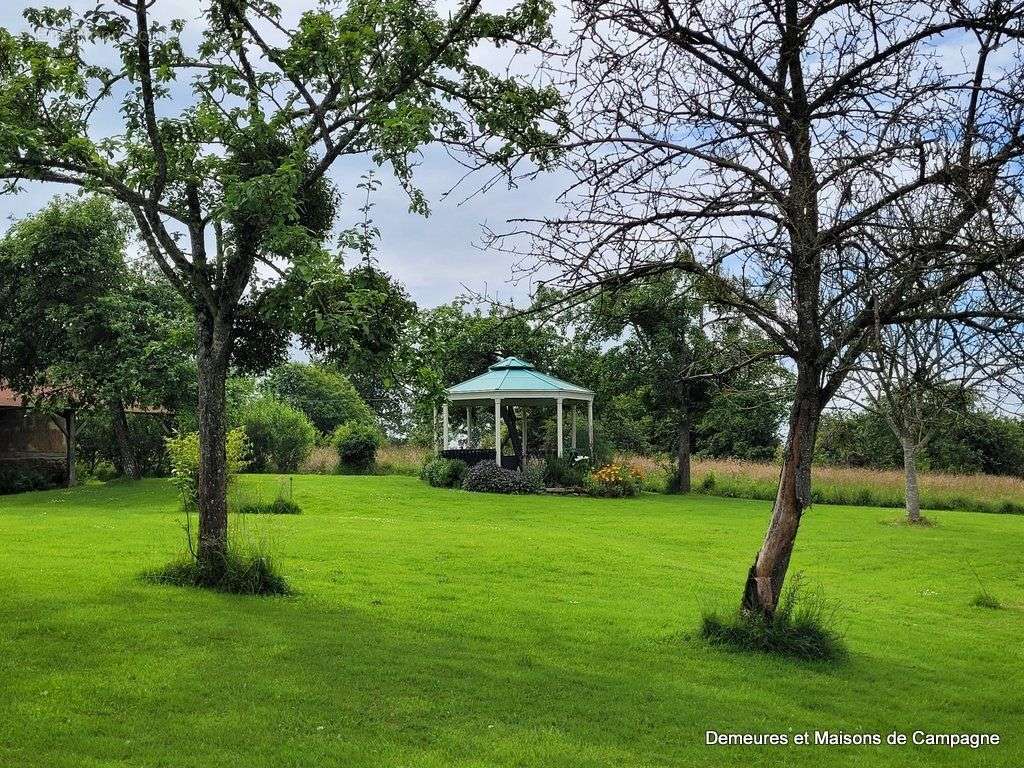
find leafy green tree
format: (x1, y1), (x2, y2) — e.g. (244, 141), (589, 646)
(0, 0), (559, 571)
(406, 301), (595, 461)
(817, 407), (1024, 479)
(581, 273), (782, 491)
(0, 196), (194, 482)
(311, 266), (417, 434)
(263, 363), (374, 436)
(695, 386), (787, 462)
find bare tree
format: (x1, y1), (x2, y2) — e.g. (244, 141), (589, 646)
(841, 291), (1024, 523)
(496, 1), (1024, 615)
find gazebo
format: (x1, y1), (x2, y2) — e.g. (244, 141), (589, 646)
(435, 357), (594, 468)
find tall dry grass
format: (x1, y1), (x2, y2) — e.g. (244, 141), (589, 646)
(616, 454), (1024, 514)
(302, 443), (1024, 514)
(375, 443), (430, 475)
(299, 442), (429, 476)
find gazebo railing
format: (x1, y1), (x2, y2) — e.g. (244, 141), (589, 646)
(439, 448), (564, 471)
(439, 448), (494, 467)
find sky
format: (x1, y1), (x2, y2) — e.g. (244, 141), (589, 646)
(0, 0), (568, 310)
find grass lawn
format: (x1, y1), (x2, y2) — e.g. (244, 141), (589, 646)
(1, 475), (1022, 767)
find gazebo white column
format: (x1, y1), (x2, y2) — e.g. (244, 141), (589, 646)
(494, 397), (502, 465)
(522, 410), (528, 455)
(588, 399), (594, 454)
(556, 397), (564, 458)
(442, 402), (449, 449)
(571, 405), (578, 451)
(465, 406), (472, 447)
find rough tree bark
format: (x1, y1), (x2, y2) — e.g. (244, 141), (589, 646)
(64, 408), (76, 489)
(501, 405), (524, 468)
(742, 363), (821, 615)
(674, 412), (691, 493)
(901, 436), (922, 524)
(195, 309), (233, 572)
(110, 399), (142, 481)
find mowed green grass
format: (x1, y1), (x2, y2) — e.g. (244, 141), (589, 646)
(1, 476), (1022, 768)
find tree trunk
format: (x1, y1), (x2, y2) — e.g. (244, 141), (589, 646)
(110, 399), (142, 481)
(64, 408), (76, 489)
(674, 412), (691, 493)
(741, 365), (821, 616)
(195, 310), (233, 573)
(501, 405), (524, 468)
(901, 436), (922, 523)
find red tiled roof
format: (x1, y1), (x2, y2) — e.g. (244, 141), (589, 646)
(0, 388), (26, 408)
(0, 387), (168, 414)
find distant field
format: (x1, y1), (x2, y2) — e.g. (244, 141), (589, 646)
(1, 475), (1022, 767)
(303, 444), (1024, 515)
(621, 456), (1024, 515)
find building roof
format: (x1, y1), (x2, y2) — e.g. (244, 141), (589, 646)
(446, 357), (594, 399)
(0, 387), (167, 414)
(0, 389), (23, 408)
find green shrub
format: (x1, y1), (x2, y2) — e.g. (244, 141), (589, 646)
(522, 457), (547, 493)
(462, 461), (531, 494)
(88, 460), (120, 482)
(142, 544), (291, 596)
(545, 456), (589, 487)
(166, 428), (249, 509)
(420, 457), (467, 488)
(333, 420), (383, 472)
(240, 397), (316, 473)
(701, 575), (845, 662)
(586, 462), (644, 498)
(0, 465), (54, 494)
(264, 363), (374, 435)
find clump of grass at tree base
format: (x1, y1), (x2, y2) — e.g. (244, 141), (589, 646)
(967, 561), (1002, 609)
(971, 591), (1003, 609)
(142, 521), (291, 597)
(700, 573), (846, 662)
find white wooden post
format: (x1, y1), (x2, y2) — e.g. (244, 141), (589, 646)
(523, 410), (528, 455)
(571, 404), (578, 451)
(442, 402), (449, 449)
(587, 398), (594, 455)
(465, 406), (472, 447)
(494, 398), (502, 465)
(556, 397), (564, 458)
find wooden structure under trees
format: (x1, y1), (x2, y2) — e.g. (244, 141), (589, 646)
(0, 388), (75, 488)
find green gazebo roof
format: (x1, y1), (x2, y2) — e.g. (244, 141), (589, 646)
(446, 357), (594, 398)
